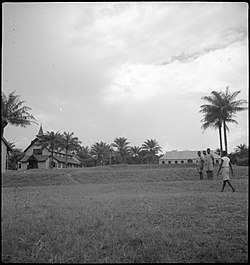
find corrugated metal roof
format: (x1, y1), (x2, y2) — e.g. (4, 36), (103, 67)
(160, 150), (220, 160)
(53, 155), (81, 165)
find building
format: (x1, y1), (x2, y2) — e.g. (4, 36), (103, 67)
(18, 126), (81, 170)
(159, 150), (221, 165)
(1, 136), (13, 172)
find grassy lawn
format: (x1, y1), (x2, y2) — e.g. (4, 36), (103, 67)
(1, 165), (248, 263)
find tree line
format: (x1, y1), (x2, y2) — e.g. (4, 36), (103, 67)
(2, 88), (248, 169)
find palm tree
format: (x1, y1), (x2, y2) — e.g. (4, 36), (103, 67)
(200, 88), (247, 153)
(62, 132), (81, 167)
(221, 87), (248, 153)
(141, 139), (162, 164)
(76, 146), (92, 167)
(1, 91), (37, 137)
(37, 131), (64, 169)
(234, 144), (248, 158)
(200, 91), (224, 155)
(130, 146), (142, 164)
(112, 137), (130, 164)
(91, 141), (112, 166)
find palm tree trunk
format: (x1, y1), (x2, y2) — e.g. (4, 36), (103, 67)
(223, 121), (228, 153)
(218, 125), (223, 156)
(65, 148), (68, 168)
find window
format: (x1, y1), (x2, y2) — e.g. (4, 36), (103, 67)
(168, 161), (171, 164)
(187, 159), (193, 163)
(216, 160), (219, 164)
(175, 161), (178, 164)
(162, 161), (165, 164)
(33, 149), (42, 155)
(181, 161), (184, 164)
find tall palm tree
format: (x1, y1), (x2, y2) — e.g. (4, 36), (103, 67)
(91, 141), (112, 166)
(200, 88), (247, 153)
(112, 137), (130, 164)
(221, 87), (248, 153)
(62, 132), (81, 167)
(200, 91), (224, 155)
(141, 139), (162, 164)
(1, 91), (37, 137)
(37, 131), (64, 169)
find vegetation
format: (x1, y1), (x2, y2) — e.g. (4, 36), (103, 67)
(2, 165), (248, 263)
(1, 91), (37, 137)
(37, 131), (64, 169)
(141, 139), (162, 164)
(6, 142), (25, 170)
(112, 137), (131, 164)
(90, 141), (112, 166)
(62, 132), (81, 167)
(229, 144), (249, 166)
(200, 87), (247, 154)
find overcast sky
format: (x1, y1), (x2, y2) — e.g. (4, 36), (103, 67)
(2, 2), (248, 153)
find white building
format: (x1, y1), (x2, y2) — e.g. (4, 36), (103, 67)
(159, 150), (221, 165)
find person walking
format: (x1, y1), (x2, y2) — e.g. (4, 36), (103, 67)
(197, 151), (204, 180)
(206, 148), (214, 180)
(217, 151), (235, 192)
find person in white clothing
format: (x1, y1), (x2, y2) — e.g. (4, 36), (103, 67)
(217, 151), (235, 192)
(206, 148), (214, 180)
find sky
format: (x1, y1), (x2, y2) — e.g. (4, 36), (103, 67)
(2, 2), (249, 154)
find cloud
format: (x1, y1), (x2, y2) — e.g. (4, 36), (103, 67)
(103, 40), (247, 107)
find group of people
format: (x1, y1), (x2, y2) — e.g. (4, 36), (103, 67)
(196, 148), (235, 192)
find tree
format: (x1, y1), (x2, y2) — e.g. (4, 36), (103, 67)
(129, 146), (142, 164)
(1, 91), (37, 137)
(200, 91), (224, 155)
(112, 137), (130, 164)
(37, 131), (64, 169)
(91, 141), (112, 166)
(141, 139), (162, 164)
(8, 147), (25, 170)
(62, 132), (81, 167)
(221, 87), (248, 153)
(200, 88), (247, 153)
(77, 146), (94, 167)
(234, 144), (248, 158)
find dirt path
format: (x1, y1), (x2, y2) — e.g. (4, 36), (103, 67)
(66, 173), (79, 184)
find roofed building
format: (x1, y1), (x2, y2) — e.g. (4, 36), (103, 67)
(159, 150), (221, 165)
(18, 125), (81, 170)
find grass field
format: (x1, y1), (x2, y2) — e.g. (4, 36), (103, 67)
(1, 164), (248, 263)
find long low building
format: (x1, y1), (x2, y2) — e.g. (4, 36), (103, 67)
(159, 150), (221, 165)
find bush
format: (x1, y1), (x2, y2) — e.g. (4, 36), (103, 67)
(236, 157), (249, 166)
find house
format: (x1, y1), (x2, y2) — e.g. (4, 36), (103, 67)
(159, 150), (221, 165)
(1, 136), (13, 172)
(18, 125), (81, 170)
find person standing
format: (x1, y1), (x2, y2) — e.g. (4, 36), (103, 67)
(206, 148), (214, 180)
(202, 150), (208, 178)
(217, 151), (235, 192)
(197, 151), (204, 180)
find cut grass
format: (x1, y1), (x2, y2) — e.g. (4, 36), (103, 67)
(1, 165), (248, 263)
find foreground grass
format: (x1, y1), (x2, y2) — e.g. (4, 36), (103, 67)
(1, 165), (248, 263)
